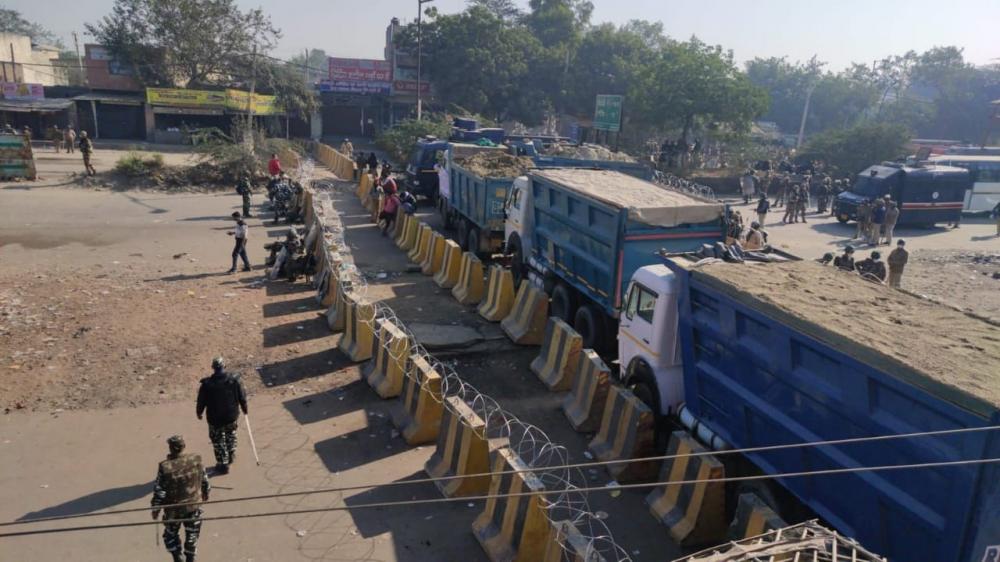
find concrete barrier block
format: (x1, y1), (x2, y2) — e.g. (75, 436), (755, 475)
(478, 265), (515, 322)
(588, 385), (657, 482)
(500, 283), (549, 345)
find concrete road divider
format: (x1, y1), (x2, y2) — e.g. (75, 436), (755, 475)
(433, 240), (463, 289)
(325, 277), (351, 333)
(478, 265), (515, 322)
(500, 283), (550, 345)
(393, 213), (411, 245)
(337, 297), (376, 362)
(588, 385), (657, 482)
(542, 520), (605, 562)
(315, 265), (339, 307)
(407, 224), (432, 264)
(357, 173), (372, 199)
(451, 252), (485, 305)
(300, 190), (315, 226)
(472, 447), (554, 562)
(727, 493), (786, 540)
(362, 317), (410, 399)
(530, 318), (583, 391)
(420, 231), (446, 276)
(398, 215), (419, 251)
(391, 354), (444, 445)
(425, 396), (507, 498)
(561, 350), (611, 433)
(645, 431), (727, 546)
(392, 210), (408, 240)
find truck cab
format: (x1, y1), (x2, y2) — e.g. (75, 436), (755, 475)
(618, 264), (685, 418)
(502, 176), (533, 285)
(405, 137), (449, 200)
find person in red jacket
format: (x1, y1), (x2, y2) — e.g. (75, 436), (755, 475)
(267, 153), (282, 177)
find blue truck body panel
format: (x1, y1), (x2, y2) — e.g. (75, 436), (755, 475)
(449, 163), (512, 235)
(529, 173), (723, 318)
(663, 256), (1000, 562)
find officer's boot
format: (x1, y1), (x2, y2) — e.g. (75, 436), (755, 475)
(185, 554), (196, 562)
(170, 551), (182, 562)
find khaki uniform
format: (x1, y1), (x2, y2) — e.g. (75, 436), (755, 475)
(887, 247), (908, 288)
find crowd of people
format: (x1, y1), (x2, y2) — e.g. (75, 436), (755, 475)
(822, 240), (909, 288)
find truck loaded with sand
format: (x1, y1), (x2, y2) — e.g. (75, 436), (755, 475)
(617, 252), (1000, 561)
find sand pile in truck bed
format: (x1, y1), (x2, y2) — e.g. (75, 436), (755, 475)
(696, 259), (1000, 416)
(457, 152), (534, 178)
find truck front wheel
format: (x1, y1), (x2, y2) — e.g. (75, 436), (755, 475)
(457, 219), (470, 250)
(627, 363), (668, 451)
(574, 304), (607, 352)
(439, 199), (454, 230)
(507, 234), (525, 287)
(467, 226), (481, 255)
(550, 283), (577, 324)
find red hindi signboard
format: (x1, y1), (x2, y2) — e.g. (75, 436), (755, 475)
(328, 58), (391, 83)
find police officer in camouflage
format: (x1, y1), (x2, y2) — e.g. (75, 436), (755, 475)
(151, 435), (210, 562)
(196, 357), (248, 474)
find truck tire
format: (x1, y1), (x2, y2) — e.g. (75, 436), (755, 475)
(507, 234), (525, 287)
(457, 219), (470, 250)
(467, 226), (481, 255)
(627, 363), (668, 451)
(439, 199), (454, 230)
(550, 282), (576, 323)
(574, 304), (606, 352)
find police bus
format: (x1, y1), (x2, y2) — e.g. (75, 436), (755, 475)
(927, 154), (1000, 214)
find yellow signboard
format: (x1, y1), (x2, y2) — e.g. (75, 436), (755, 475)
(146, 87), (227, 108)
(224, 89), (279, 115)
(146, 87), (280, 115)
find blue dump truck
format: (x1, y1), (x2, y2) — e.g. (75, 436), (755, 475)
(618, 254), (1000, 562)
(504, 168), (725, 350)
(834, 162), (970, 226)
(440, 147), (524, 254)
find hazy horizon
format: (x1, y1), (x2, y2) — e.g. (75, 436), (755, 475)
(11, 0), (999, 71)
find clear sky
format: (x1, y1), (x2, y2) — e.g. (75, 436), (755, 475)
(11, 0), (999, 71)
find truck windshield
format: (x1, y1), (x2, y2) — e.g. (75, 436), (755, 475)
(408, 148), (423, 166)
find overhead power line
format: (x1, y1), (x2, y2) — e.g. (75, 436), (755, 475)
(2, 455), (998, 539)
(3, 424), (997, 528)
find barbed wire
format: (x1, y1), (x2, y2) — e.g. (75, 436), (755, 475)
(306, 162), (628, 560)
(651, 170), (717, 200)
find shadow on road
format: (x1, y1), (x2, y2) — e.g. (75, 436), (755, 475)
(262, 296), (319, 318)
(259, 348), (352, 387)
(17, 480), (154, 521)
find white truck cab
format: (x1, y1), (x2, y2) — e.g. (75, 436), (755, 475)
(618, 264), (685, 417)
(503, 176), (533, 284)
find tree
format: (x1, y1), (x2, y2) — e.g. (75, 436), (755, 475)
(636, 39), (768, 142)
(466, 0), (522, 21)
(86, 0), (280, 87)
(0, 8), (62, 47)
(260, 60), (319, 118)
(797, 122), (909, 175)
(395, 6), (550, 124)
(287, 48), (328, 85)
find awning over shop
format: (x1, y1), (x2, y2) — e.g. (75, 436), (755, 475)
(73, 93), (145, 106)
(0, 98), (74, 113)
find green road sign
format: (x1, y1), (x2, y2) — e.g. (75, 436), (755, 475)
(593, 94), (623, 132)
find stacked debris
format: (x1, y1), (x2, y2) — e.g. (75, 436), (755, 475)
(544, 142), (636, 162)
(673, 521), (886, 562)
(457, 151), (534, 178)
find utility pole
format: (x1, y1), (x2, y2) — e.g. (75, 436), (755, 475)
(247, 43), (257, 139)
(796, 83), (817, 150)
(72, 32), (87, 86)
(416, 0), (434, 121)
